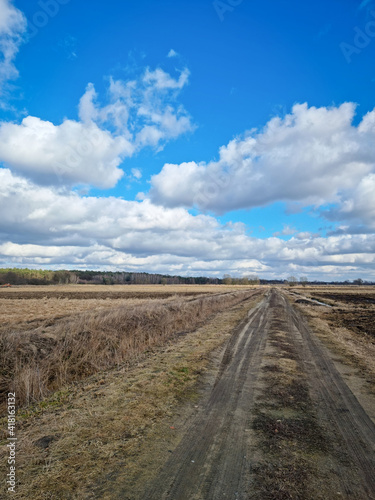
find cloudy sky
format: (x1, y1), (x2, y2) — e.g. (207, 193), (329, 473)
(0, 0), (375, 280)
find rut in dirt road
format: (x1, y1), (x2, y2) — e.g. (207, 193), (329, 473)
(285, 294), (375, 499)
(141, 292), (271, 500)
(140, 289), (375, 500)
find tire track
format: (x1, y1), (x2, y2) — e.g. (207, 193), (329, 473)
(140, 289), (375, 500)
(284, 293), (375, 499)
(142, 292), (271, 500)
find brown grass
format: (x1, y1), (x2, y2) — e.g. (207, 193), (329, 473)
(0, 297), (169, 331)
(0, 292), (262, 499)
(0, 290), (255, 413)
(0, 283), (255, 295)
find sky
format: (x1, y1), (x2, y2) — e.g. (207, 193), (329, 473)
(0, 0), (375, 281)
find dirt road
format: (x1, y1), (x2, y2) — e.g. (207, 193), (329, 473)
(141, 288), (375, 500)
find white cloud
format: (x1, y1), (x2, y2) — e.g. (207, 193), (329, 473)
(295, 231), (320, 240)
(0, 116), (131, 187)
(78, 83), (99, 123)
(81, 66), (193, 150)
(136, 191), (146, 200)
(0, 0), (26, 99)
(143, 67), (190, 90)
(150, 103), (375, 224)
(0, 168), (374, 280)
(273, 225), (297, 237)
(0, 66), (194, 187)
(167, 49), (178, 58)
(324, 173), (375, 231)
(131, 168), (142, 179)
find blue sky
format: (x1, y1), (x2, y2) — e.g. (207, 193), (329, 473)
(0, 0), (375, 280)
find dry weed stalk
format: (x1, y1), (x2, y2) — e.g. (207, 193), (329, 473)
(0, 291), (254, 412)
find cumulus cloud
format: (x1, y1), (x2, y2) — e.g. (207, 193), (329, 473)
(143, 67), (189, 90)
(1, 168), (374, 280)
(324, 173), (375, 231)
(0, 0), (26, 99)
(150, 103), (375, 225)
(0, 66), (193, 187)
(0, 116), (130, 187)
(80, 67), (192, 136)
(96, 68), (193, 145)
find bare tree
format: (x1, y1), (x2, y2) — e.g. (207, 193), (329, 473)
(287, 275), (298, 287)
(300, 276), (308, 287)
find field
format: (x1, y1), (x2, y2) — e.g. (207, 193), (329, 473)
(0, 285), (375, 499)
(0, 285), (255, 411)
(0, 284), (228, 330)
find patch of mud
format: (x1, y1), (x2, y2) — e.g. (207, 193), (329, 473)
(314, 292), (375, 306)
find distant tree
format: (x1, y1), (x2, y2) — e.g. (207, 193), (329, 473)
(2, 272), (18, 285)
(53, 270), (75, 284)
(223, 274), (232, 285)
(287, 275), (298, 287)
(249, 275), (260, 285)
(353, 278), (364, 286)
(300, 276), (308, 287)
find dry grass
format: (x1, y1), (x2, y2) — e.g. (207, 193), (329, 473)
(0, 290), (255, 414)
(0, 283), (254, 294)
(0, 283), (256, 333)
(0, 297), (160, 329)
(0, 292), (262, 499)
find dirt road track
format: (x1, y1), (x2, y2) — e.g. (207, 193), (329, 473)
(288, 298), (375, 498)
(141, 289), (375, 500)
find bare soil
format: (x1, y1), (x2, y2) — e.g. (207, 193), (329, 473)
(328, 309), (375, 339)
(312, 291), (375, 306)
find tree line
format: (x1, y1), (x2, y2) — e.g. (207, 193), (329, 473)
(0, 268), (225, 286)
(0, 268), (370, 286)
